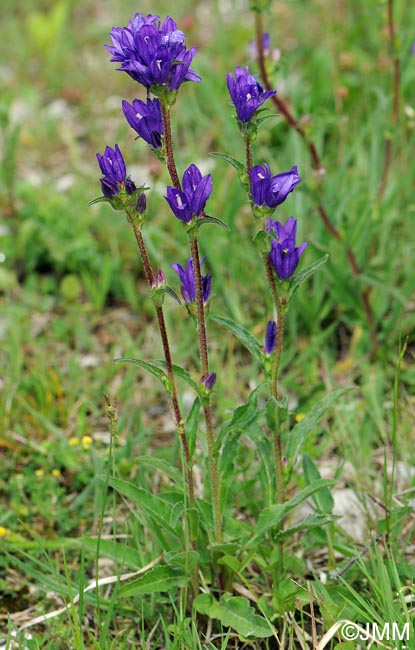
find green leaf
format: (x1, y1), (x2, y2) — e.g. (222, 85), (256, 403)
(302, 454), (334, 514)
(287, 388), (354, 469)
(209, 152), (245, 175)
(287, 254), (329, 303)
(248, 479), (337, 545)
(186, 397), (201, 458)
(211, 314), (262, 364)
(255, 434), (275, 506)
(194, 594), (273, 639)
(164, 550), (199, 571)
(118, 565), (185, 597)
(274, 513), (338, 541)
(114, 357), (167, 385)
(216, 384), (264, 453)
(135, 456), (183, 486)
(81, 539), (141, 569)
(107, 477), (180, 539)
(151, 360), (203, 397)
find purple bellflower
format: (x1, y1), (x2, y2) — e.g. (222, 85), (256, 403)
(250, 163), (301, 211)
(96, 144), (136, 199)
(165, 164), (212, 224)
(265, 320), (277, 355)
(226, 66), (276, 123)
(171, 256), (211, 304)
(269, 217), (308, 280)
(106, 13), (200, 91)
(122, 97), (164, 149)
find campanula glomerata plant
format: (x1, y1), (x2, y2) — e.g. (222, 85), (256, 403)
(90, 6), (334, 643)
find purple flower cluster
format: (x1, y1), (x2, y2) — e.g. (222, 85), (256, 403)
(165, 164), (212, 224)
(106, 13), (200, 91)
(226, 66), (275, 123)
(122, 97), (164, 149)
(96, 144), (136, 199)
(249, 164), (301, 211)
(171, 257), (211, 304)
(268, 217), (308, 280)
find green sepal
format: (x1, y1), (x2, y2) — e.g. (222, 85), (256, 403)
(88, 195), (111, 207)
(164, 285), (182, 305)
(287, 254), (329, 303)
(152, 284), (181, 308)
(252, 228), (271, 255)
(151, 86), (177, 108)
(198, 215), (231, 231)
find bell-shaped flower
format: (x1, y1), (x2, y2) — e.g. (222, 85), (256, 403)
(165, 164), (212, 224)
(269, 218), (308, 280)
(250, 163), (301, 210)
(96, 144), (136, 199)
(122, 97), (164, 149)
(226, 66), (275, 123)
(171, 256), (211, 304)
(265, 320), (277, 355)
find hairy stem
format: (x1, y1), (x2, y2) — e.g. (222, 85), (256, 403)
(262, 254), (285, 504)
(128, 214), (195, 508)
(160, 102), (222, 543)
(255, 11), (378, 349)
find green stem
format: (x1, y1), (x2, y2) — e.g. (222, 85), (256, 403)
(128, 213), (195, 509)
(160, 102), (222, 544)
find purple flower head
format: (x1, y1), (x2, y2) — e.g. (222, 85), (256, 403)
(200, 372), (217, 392)
(226, 66), (276, 123)
(96, 144), (136, 199)
(249, 163), (301, 210)
(269, 217), (308, 280)
(122, 97), (164, 149)
(265, 320), (277, 355)
(171, 256), (211, 304)
(165, 164), (212, 224)
(106, 13), (201, 91)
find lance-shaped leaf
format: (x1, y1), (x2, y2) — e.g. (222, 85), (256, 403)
(286, 254), (329, 304)
(114, 358), (171, 394)
(211, 314), (262, 365)
(209, 152), (245, 175)
(247, 479), (337, 546)
(119, 565), (185, 597)
(287, 388), (354, 469)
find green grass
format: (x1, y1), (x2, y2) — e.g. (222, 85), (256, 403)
(1, 0), (415, 648)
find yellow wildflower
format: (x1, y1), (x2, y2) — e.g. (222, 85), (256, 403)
(82, 435), (93, 450)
